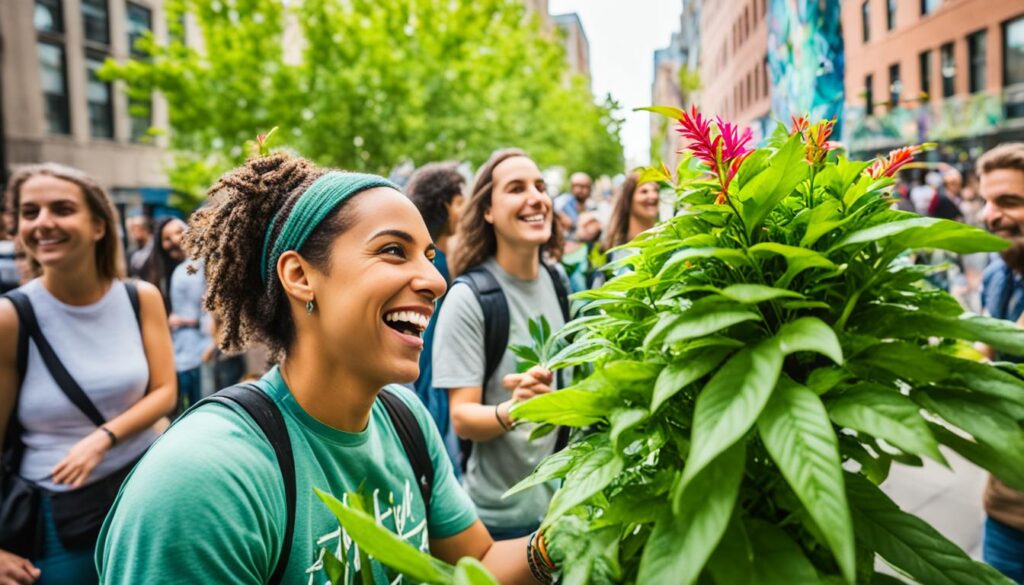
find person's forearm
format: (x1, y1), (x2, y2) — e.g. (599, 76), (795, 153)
(104, 384), (175, 442)
(480, 537), (541, 585)
(451, 400), (512, 443)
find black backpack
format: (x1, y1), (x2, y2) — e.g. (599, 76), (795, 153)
(450, 262), (572, 471)
(192, 383), (435, 585)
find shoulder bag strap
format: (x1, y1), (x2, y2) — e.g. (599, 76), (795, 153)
(4, 293), (30, 384)
(124, 281), (142, 328)
(540, 262), (571, 323)
(452, 267), (509, 388)
(200, 384), (295, 585)
(4, 291), (106, 427)
(377, 388), (434, 513)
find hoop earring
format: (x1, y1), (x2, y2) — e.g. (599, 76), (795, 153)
(305, 299), (315, 315)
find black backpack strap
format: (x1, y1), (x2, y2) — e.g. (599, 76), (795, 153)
(452, 266), (509, 387)
(377, 388), (434, 513)
(4, 291), (106, 427)
(124, 281), (142, 328)
(4, 293), (30, 385)
(540, 262), (571, 323)
(200, 384), (295, 585)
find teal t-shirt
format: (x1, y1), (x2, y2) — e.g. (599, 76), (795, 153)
(96, 367), (477, 584)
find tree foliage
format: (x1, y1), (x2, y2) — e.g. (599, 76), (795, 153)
(104, 0), (624, 209)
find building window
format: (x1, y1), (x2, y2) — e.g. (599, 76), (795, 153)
(887, 0), (896, 31)
(37, 41), (70, 134)
(34, 0), (63, 33)
(889, 63), (901, 108)
(940, 42), (956, 97)
(919, 50), (932, 99)
(86, 51), (114, 138)
(866, 73), (874, 114)
(81, 0), (109, 46)
(762, 57), (769, 96)
(1005, 16), (1024, 118)
(921, 0), (940, 16)
(127, 2), (152, 58)
(862, 1), (870, 43)
(968, 30), (987, 93)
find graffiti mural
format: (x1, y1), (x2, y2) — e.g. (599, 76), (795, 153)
(767, 0), (845, 135)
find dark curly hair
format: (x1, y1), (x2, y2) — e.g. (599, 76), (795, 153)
(183, 153), (364, 360)
(404, 161), (465, 241)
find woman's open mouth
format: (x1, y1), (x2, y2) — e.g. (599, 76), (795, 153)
(382, 309), (429, 339)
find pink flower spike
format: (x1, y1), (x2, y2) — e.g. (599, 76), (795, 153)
(675, 105), (718, 167)
(715, 116), (754, 162)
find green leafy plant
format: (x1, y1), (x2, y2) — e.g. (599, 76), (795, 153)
(505, 107), (1024, 584)
(314, 489), (499, 585)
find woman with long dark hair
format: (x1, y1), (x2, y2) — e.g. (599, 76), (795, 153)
(432, 148), (568, 540)
(0, 163), (176, 584)
(140, 217), (186, 312)
(604, 171), (660, 252)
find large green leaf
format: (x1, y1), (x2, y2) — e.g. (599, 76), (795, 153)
(651, 346), (734, 413)
(747, 520), (822, 585)
(541, 445), (623, 528)
(720, 283), (804, 304)
(314, 489), (454, 584)
(659, 246), (753, 276)
(636, 443), (745, 585)
(845, 474), (1013, 585)
(928, 424), (1024, 491)
(757, 378), (855, 584)
(635, 105), (687, 120)
(800, 199), (850, 248)
(826, 383), (945, 464)
(911, 388), (1024, 466)
(834, 216), (1007, 254)
(511, 389), (611, 427)
(706, 513), (754, 585)
(749, 243), (838, 288)
(659, 303), (762, 346)
(775, 316), (844, 364)
(453, 558), (499, 585)
(681, 340), (783, 490)
(738, 133), (808, 236)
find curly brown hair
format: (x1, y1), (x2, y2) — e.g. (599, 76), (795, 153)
(183, 153), (367, 360)
(450, 149), (562, 276)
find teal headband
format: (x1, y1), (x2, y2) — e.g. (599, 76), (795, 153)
(260, 171), (398, 283)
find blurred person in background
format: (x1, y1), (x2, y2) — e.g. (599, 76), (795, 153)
(125, 217), (153, 279)
(0, 163), (175, 584)
(553, 172), (593, 240)
(604, 172), (660, 258)
(141, 218), (186, 313)
(14, 239), (43, 285)
(434, 148), (569, 540)
(977, 142), (1024, 583)
(168, 233), (212, 414)
(404, 161), (466, 468)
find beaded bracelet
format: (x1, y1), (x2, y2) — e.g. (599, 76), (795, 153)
(495, 403), (512, 432)
(526, 531), (556, 584)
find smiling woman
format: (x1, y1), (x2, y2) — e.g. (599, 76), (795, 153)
(95, 153), (555, 585)
(0, 163), (177, 585)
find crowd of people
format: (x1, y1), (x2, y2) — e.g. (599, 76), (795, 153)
(0, 140), (1021, 584)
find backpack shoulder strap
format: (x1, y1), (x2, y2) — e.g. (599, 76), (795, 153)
(5, 290), (106, 426)
(200, 384), (295, 585)
(377, 388), (434, 513)
(124, 281), (142, 329)
(452, 266), (509, 387)
(4, 292), (30, 384)
(540, 262), (571, 323)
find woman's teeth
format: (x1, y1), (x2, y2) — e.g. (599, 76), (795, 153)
(384, 310), (429, 333)
(520, 214), (545, 223)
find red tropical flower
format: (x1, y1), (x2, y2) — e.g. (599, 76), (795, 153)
(790, 115), (810, 136)
(674, 106), (754, 204)
(804, 119), (837, 165)
(866, 144), (924, 179)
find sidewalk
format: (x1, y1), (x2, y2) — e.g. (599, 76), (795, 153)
(881, 448), (988, 558)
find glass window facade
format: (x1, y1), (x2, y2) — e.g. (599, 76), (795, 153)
(86, 51), (114, 138)
(862, 1), (870, 43)
(889, 63), (901, 107)
(81, 0), (109, 45)
(127, 2), (152, 57)
(34, 0), (63, 33)
(941, 42), (956, 98)
(37, 41), (70, 134)
(968, 30), (987, 93)
(919, 50), (932, 98)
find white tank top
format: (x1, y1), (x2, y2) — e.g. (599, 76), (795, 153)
(16, 279), (155, 492)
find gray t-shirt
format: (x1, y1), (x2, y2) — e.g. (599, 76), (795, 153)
(431, 257), (566, 529)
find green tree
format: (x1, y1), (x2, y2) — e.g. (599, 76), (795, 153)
(103, 0), (623, 209)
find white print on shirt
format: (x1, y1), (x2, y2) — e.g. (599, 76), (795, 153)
(305, 480), (429, 585)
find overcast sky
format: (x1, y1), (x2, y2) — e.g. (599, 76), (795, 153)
(549, 0), (683, 170)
